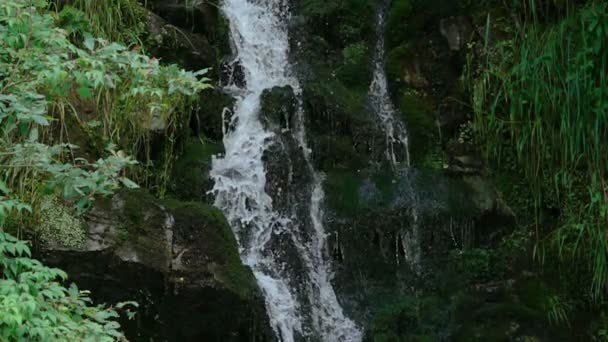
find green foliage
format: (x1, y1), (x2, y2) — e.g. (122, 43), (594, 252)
(60, 0), (145, 45)
(0, 229), (135, 341)
(0, 0), (210, 339)
(469, 1), (608, 301)
(0, 187), (135, 340)
(385, 44), (410, 83)
(337, 41), (370, 85)
(370, 295), (446, 342)
(386, 0), (414, 48)
(546, 295), (573, 326)
(0, 0), (209, 231)
(448, 248), (491, 284)
(461, 0), (577, 22)
(590, 311), (608, 341)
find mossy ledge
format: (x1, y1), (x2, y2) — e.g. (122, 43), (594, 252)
(41, 189), (272, 341)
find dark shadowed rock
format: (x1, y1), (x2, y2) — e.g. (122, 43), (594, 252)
(41, 189), (272, 342)
(170, 140), (224, 202)
(440, 16), (474, 51)
(260, 86), (297, 131)
(146, 0), (225, 45)
(191, 89), (235, 141)
(220, 59), (246, 88)
(145, 10), (218, 72)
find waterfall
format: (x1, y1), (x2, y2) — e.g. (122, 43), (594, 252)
(369, 1), (421, 267)
(369, 2), (410, 167)
(210, 0), (361, 340)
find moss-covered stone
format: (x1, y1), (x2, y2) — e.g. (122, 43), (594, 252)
(303, 79), (385, 171)
(144, 10), (218, 73)
(107, 189), (174, 270)
(191, 89), (234, 141)
(396, 92), (442, 167)
(291, 0), (376, 91)
(43, 189), (272, 341)
(170, 139), (223, 202)
(163, 200), (258, 299)
(325, 169), (364, 215)
(364, 260), (572, 341)
(448, 276), (563, 342)
(368, 295), (448, 341)
(260, 86), (297, 131)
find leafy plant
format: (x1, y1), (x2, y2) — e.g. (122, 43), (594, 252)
(0, 0), (212, 339)
(0, 181), (136, 340)
(0, 0), (210, 233)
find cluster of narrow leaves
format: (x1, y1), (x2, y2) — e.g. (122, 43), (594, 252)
(470, 0), (608, 302)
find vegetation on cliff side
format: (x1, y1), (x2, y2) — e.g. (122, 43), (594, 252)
(468, 0), (608, 335)
(0, 0), (208, 339)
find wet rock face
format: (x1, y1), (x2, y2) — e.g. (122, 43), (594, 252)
(41, 189), (272, 342)
(260, 86), (297, 131)
(146, 0), (225, 45)
(221, 59), (246, 89)
(326, 168), (515, 280)
(440, 16), (474, 51)
(145, 11), (217, 72)
(190, 89), (235, 141)
(301, 82), (387, 171)
(170, 140), (224, 202)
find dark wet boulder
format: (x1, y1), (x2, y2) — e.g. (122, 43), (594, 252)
(301, 80), (386, 171)
(144, 10), (218, 73)
(325, 167), (515, 329)
(170, 139), (224, 202)
(40, 189), (272, 342)
(190, 89), (235, 141)
(146, 0), (229, 50)
(440, 16), (474, 52)
(260, 86), (297, 131)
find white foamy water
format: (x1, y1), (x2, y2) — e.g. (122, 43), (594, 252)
(369, 3), (411, 167)
(210, 0), (361, 340)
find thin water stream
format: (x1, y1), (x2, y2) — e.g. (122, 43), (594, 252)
(368, 1), (421, 267)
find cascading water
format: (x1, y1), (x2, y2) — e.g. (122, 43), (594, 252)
(368, 2), (411, 167)
(369, 1), (420, 267)
(210, 0), (361, 340)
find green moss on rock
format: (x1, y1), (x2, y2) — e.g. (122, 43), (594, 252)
(108, 189), (174, 271)
(303, 79), (383, 171)
(386, 44), (411, 85)
(170, 139), (224, 202)
(398, 92), (441, 167)
(325, 169), (364, 215)
(192, 90), (234, 141)
(369, 295), (447, 342)
(164, 200), (258, 300)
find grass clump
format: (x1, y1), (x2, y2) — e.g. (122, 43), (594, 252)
(468, 0), (608, 308)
